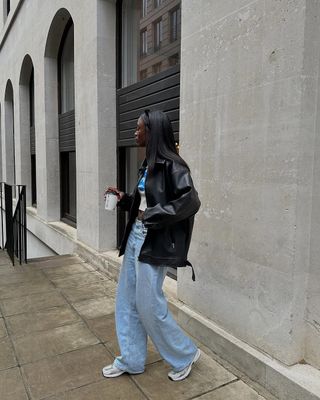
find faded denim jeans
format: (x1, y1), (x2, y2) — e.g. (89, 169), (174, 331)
(113, 220), (197, 373)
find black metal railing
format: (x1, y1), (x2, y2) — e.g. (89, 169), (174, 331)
(0, 183), (27, 265)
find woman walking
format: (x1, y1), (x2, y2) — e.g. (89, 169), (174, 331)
(103, 110), (201, 381)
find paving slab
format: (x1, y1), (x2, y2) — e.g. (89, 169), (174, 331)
(0, 254), (271, 400)
(72, 296), (115, 319)
(0, 264), (26, 274)
(0, 280), (56, 299)
(195, 380), (266, 399)
(6, 305), (81, 336)
(42, 262), (95, 279)
(0, 368), (28, 400)
(0, 290), (67, 317)
(21, 344), (112, 400)
(0, 336), (17, 370)
(12, 321), (100, 364)
(0, 317), (6, 337)
(50, 271), (107, 289)
(0, 257), (12, 267)
(0, 270), (48, 286)
(25, 255), (84, 270)
(86, 313), (117, 343)
(60, 279), (117, 302)
(48, 377), (147, 400)
(132, 351), (237, 400)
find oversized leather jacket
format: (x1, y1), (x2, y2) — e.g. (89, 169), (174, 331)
(118, 157), (201, 278)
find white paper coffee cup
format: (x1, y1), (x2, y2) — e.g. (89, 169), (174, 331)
(105, 192), (118, 210)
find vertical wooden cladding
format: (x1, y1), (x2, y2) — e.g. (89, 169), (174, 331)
(30, 126), (36, 155)
(117, 65), (180, 146)
(59, 110), (75, 152)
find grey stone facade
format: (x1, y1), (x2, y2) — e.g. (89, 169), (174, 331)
(0, 0), (320, 398)
(178, 0), (320, 373)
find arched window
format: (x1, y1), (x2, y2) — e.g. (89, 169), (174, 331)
(29, 67), (36, 206)
(19, 54), (35, 207)
(59, 24), (75, 114)
(4, 80), (15, 186)
(58, 20), (76, 225)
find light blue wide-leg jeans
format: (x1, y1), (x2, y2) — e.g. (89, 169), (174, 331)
(113, 220), (198, 373)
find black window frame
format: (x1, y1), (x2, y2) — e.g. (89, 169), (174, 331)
(170, 6), (180, 42)
(140, 29), (148, 57)
(57, 19), (77, 226)
(154, 18), (163, 52)
(29, 67), (37, 207)
(6, 0), (10, 16)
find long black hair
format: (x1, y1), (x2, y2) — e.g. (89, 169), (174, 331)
(139, 109), (190, 172)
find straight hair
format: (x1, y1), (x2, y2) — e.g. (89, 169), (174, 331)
(139, 110), (190, 173)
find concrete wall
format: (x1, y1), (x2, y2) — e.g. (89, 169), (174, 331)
(179, 0), (320, 369)
(0, 0), (117, 254)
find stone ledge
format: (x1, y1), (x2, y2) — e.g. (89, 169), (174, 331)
(26, 209), (76, 255)
(75, 240), (121, 282)
(177, 304), (320, 400)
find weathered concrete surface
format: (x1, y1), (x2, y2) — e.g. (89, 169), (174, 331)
(0, 251), (272, 400)
(179, 0), (320, 372)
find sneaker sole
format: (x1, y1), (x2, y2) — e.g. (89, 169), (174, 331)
(168, 349), (201, 381)
(102, 369), (144, 378)
(102, 369), (125, 378)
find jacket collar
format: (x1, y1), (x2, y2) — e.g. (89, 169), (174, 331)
(138, 157), (166, 173)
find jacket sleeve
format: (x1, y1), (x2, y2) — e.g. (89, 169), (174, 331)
(143, 169), (201, 229)
(117, 192), (134, 212)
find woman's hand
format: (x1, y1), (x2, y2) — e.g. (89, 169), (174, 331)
(104, 186), (124, 200)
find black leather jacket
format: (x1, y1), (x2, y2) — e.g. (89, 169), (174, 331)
(118, 157), (201, 277)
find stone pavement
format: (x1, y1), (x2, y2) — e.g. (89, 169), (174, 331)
(0, 251), (276, 400)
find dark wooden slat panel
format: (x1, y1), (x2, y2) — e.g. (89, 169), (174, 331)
(119, 73), (180, 105)
(120, 86), (180, 114)
(119, 120), (137, 133)
(118, 66), (180, 144)
(60, 136), (76, 144)
(60, 145), (76, 152)
(30, 126), (35, 155)
(118, 138), (137, 147)
(59, 110), (75, 152)
(120, 97), (179, 122)
(59, 126), (76, 136)
(119, 109), (179, 132)
(118, 64), (180, 96)
(59, 118), (75, 129)
(59, 110), (75, 119)
(119, 117), (179, 135)
(171, 121), (179, 132)
(119, 129), (135, 140)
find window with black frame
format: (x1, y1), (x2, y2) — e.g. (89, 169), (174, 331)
(6, 0), (10, 16)
(117, 0), (181, 279)
(29, 67), (37, 207)
(58, 21), (76, 226)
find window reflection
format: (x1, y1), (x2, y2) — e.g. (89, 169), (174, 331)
(121, 0), (181, 88)
(60, 25), (75, 113)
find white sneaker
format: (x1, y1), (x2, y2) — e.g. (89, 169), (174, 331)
(168, 349), (201, 381)
(102, 364), (125, 378)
